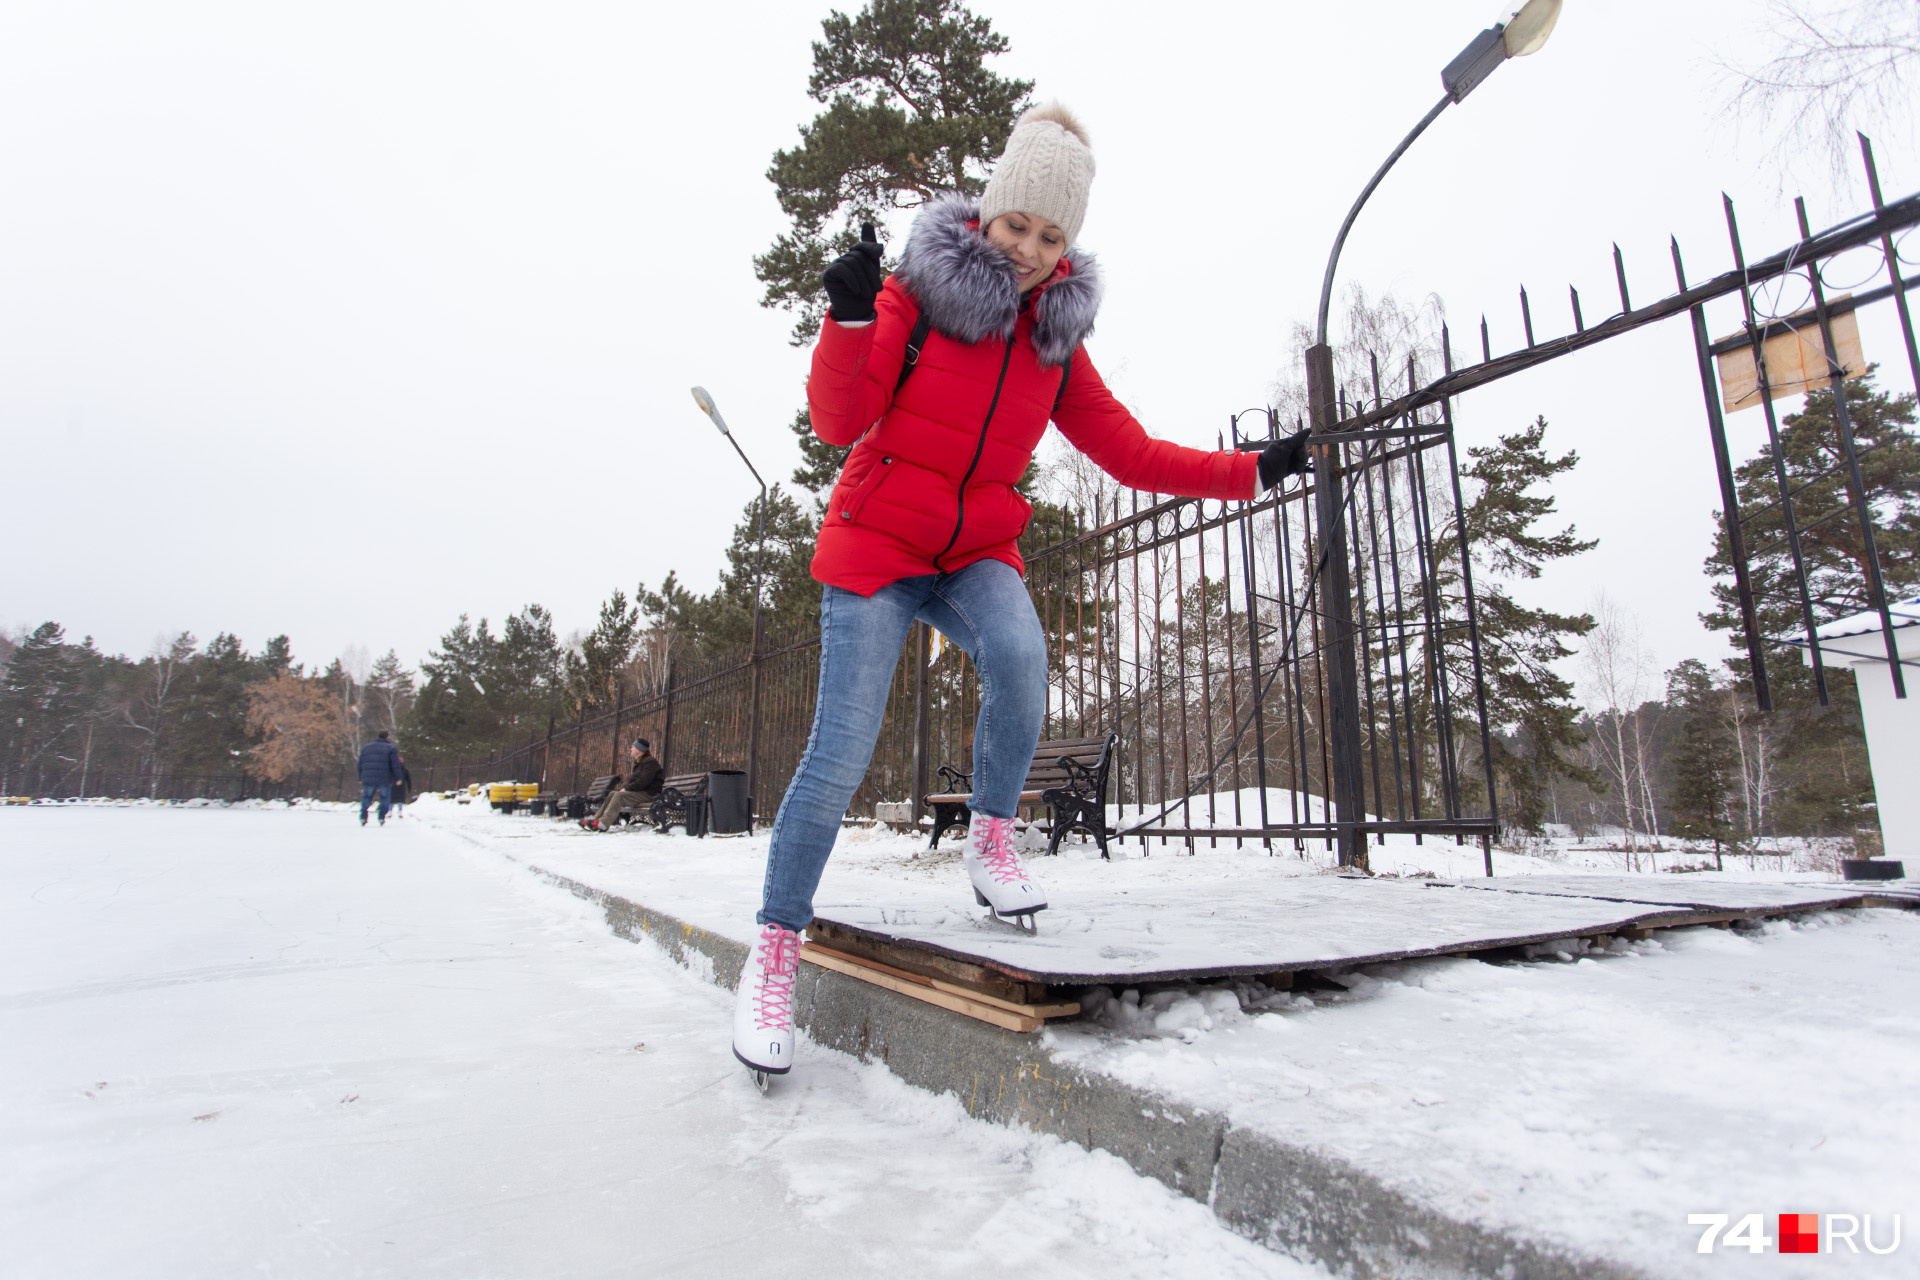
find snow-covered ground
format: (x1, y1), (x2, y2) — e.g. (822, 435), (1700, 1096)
(409, 793), (1920, 1277)
(0, 805), (1311, 1279)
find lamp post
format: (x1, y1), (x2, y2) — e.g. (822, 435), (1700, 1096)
(692, 386), (770, 820)
(1303, 0), (1561, 869)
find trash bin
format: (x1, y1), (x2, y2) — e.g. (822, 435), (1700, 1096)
(706, 769), (752, 834)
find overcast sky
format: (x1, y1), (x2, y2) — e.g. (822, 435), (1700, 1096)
(3, 0), (1913, 689)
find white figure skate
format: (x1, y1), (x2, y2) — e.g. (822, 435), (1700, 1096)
(964, 815), (1048, 933)
(732, 923), (801, 1090)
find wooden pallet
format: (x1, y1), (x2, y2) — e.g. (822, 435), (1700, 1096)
(800, 941), (1079, 1032)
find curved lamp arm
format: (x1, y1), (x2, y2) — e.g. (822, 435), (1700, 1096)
(1314, 93), (1452, 347)
(1313, 0), (1562, 347)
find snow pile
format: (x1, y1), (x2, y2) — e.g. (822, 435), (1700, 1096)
(1046, 911), (1920, 1276)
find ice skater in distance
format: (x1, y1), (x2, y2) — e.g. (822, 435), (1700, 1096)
(356, 731), (404, 826)
(732, 102), (1312, 1086)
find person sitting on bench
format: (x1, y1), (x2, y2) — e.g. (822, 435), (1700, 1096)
(584, 738), (663, 831)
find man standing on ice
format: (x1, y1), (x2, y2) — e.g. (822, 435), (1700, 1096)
(733, 102), (1311, 1082)
(356, 730), (404, 827)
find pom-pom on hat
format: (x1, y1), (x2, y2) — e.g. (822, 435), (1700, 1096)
(978, 101), (1095, 247)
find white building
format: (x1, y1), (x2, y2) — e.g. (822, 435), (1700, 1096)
(1793, 596), (1920, 866)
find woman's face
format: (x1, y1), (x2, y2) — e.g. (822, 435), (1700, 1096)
(984, 212), (1066, 294)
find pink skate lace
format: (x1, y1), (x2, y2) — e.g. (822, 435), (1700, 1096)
(971, 817), (1029, 885)
(751, 924), (800, 1031)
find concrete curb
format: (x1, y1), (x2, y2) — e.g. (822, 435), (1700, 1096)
(529, 861), (1642, 1280)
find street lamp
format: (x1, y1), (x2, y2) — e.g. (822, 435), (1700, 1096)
(691, 386), (770, 633)
(1313, 0), (1562, 347)
(1302, 0), (1561, 870)
(692, 385), (770, 824)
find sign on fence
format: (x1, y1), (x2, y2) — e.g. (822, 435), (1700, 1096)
(1715, 296), (1865, 412)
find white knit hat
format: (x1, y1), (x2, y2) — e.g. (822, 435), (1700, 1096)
(978, 102), (1095, 247)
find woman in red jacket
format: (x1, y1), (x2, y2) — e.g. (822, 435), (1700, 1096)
(734, 103), (1308, 1079)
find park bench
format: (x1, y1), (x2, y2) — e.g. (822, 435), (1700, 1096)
(556, 775), (619, 823)
(649, 772), (711, 837)
(576, 774), (667, 828)
(924, 734), (1120, 859)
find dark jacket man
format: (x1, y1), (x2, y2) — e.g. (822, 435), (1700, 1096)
(617, 751), (663, 797)
(588, 740), (664, 830)
(358, 735), (403, 786)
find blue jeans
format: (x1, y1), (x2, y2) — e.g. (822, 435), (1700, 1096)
(360, 783), (393, 822)
(758, 558), (1047, 931)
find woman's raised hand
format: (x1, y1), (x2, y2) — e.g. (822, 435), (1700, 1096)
(1258, 428), (1314, 490)
(822, 223), (885, 323)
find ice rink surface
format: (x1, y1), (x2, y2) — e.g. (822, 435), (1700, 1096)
(0, 805), (1313, 1279)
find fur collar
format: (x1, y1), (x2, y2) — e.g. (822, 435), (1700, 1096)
(894, 192), (1102, 368)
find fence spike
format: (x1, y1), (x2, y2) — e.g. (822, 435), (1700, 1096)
(1480, 314), (1491, 363)
(1570, 284), (1584, 333)
(1520, 285), (1535, 348)
(1613, 242), (1631, 312)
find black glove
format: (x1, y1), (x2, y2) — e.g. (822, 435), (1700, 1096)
(1258, 428), (1313, 490)
(822, 222), (885, 323)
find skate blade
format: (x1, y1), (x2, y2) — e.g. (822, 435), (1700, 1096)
(986, 904), (1045, 933)
(732, 1046), (790, 1087)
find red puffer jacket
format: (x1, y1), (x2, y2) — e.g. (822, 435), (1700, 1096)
(808, 194), (1259, 595)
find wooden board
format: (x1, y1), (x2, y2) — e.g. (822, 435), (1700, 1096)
(1431, 875), (1869, 913)
(809, 874), (1914, 989)
(804, 942), (1080, 1018)
(807, 920), (1049, 1003)
(1715, 297), (1864, 412)
(800, 943), (1078, 1032)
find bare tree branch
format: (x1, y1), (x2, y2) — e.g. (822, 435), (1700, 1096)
(1721, 0), (1920, 186)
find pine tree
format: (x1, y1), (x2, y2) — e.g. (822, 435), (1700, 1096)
(173, 633), (260, 773)
(490, 605), (565, 734)
(1664, 658), (1740, 862)
(1443, 416), (1603, 833)
(1706, 368), (1919, 641)
(756, 0), (1030, 501)
(565, 590), (641, 712)
(1, 623), (90, 790)
(411, 614), (499, 758)
(1701, 368), (1915, 835)
(259, 635), (295, 678)
(640, 484), (838, 665)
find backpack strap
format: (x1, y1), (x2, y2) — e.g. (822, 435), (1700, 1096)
(894, 311), (934, 393)
(892, 314), (1073, 411)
